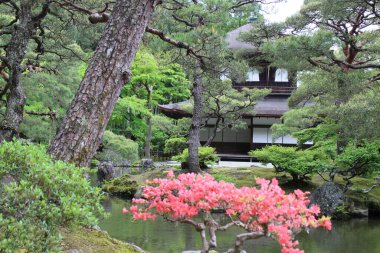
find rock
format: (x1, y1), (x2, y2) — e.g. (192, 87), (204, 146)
(116, 160), (132, 175)
(309, 182), (344, 217)
(97, 162), (115, 182)
(97, 160), (132, 183)
(348, 206), (369, 218)
(102, 174), (138, 198)
(141, 159), (154, 172)
(134, 186), (145, 199)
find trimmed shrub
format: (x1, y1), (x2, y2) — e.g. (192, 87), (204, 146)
(164, 137), (188, 155)
(249, 145), (327, 181)
(173, 147), (219, 167)
(96, 131), (139, 163)
(0, 141), (105, 252)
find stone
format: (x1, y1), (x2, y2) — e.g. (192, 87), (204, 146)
(134, 186), (145, 199)
(349, 206), (369, 218)
(141, 159), (154, 172)
(309, 182), (344, 217)
(102, 174), (138, 198)
(97, 161), (116, 182)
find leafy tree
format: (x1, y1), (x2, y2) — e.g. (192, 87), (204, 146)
(95, 130), (139, 163)
(45, 0), (274, 167)
(18, 61), (85, 143)
(123, 172), (331, 253)
(243, 0), (380, 187)
(48, 0), (160, 166)
(145, 0), (267, 172)
(249, 146), (329, 182)
(123, 49), (190, 158)
(0, 1), (50, 141)
(173, 146), (219, 169)
(164, 137), (188, 155)
(0, 0), (102, 143)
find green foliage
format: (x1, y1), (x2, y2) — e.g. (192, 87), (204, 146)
(19, 61), (84, 143)
(249, 146), (328, 181)
(335, 141), (380, 177)
(164, 137), (188, 155)
(109, 49), (191, 153)
(95, 131), (139, 163)
(153, 115), (191, 138)
(242, 0), (380, 185)
(173, 147), (219, 165)
(0, 140), (105, 252)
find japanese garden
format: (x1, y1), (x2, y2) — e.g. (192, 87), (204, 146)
(0, 0), (379, 253)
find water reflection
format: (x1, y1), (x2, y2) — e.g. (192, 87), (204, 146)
(99, 197), (380, 253)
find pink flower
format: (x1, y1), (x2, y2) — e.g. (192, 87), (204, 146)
(122, 173), (331, 253)
(122, 208), (129, 214)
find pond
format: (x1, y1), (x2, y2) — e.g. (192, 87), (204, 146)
(99, 196), (380, 253)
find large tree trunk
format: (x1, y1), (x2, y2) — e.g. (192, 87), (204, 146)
(144, 85), (153, 158)
(48, 0), (159, 166)
(187, 62), (203, 173)
(0, 2), (34, 142)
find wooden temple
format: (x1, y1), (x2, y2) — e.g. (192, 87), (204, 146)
(158, 23), (299, 158)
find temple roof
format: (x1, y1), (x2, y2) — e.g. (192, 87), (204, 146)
(226, 23), (256, 50)
(158, 95), (290, 118)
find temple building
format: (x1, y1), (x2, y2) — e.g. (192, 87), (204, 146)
(158, 23), (299, 157)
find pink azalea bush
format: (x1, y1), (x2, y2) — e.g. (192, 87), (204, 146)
(123, 171), (331, 253)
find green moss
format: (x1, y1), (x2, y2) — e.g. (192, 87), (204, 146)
(61, 227), (143, 253)
(209, 167), (280, 187)
(102, 175), (138, 198)
(334, 205), (350, 220)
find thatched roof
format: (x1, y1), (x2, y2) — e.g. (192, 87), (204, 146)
(226, 23), (256, 50)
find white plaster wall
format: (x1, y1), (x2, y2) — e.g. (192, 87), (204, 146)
(253, 128), (268, 143)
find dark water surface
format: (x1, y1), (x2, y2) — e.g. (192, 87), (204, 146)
(99, 196), (380, 253)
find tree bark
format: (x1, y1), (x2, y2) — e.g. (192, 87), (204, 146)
(0, 2), (34, 142)
(48, 0), (159, 166)
(187, 61), (203, 173)
(144, 85), (153, 158)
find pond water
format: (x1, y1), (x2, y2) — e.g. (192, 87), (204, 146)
(99, 196), (380, 253)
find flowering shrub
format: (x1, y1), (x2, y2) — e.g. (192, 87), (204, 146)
(123, 171), (331, 253)
(0, 141), (105, 252)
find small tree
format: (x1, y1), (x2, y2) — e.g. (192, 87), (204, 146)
(249, 146), (329, 182)
(173, 147), (219, 169)
(123, 172), (331, 253)
(164, 137), (188, 156)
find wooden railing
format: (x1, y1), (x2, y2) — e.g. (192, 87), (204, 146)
(233, 81), (295, 94)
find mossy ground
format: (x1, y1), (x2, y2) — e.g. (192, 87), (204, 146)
(60, 227), (143, 253)
(102, 174), (138, 198)
(208, 167), (380, 212)
(102, 168), (167, 198)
